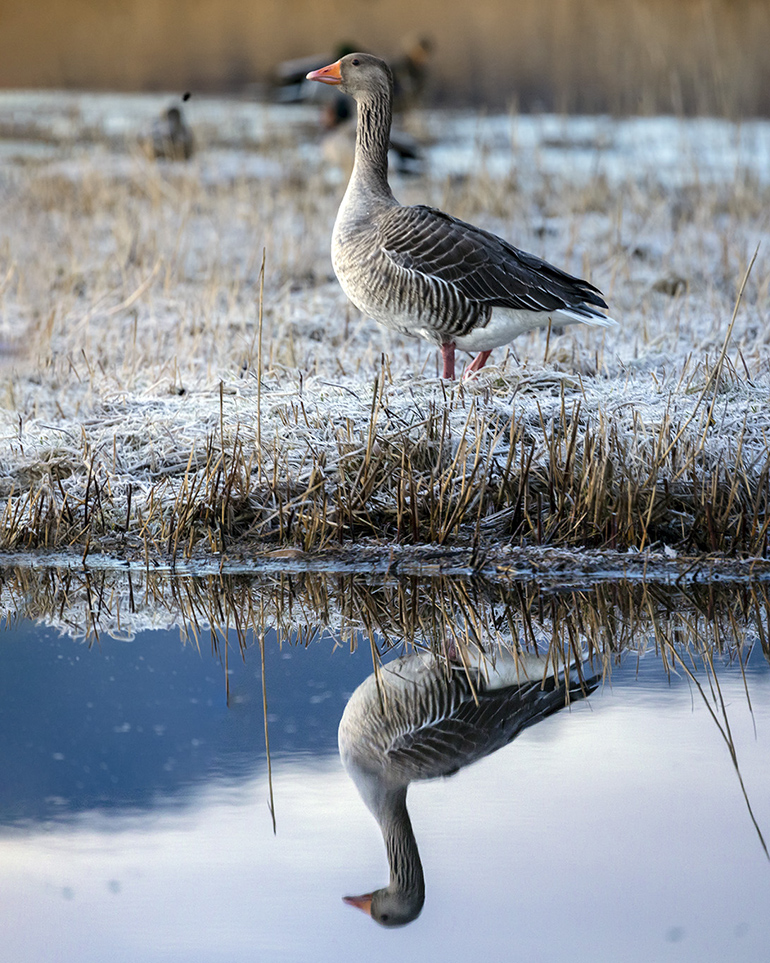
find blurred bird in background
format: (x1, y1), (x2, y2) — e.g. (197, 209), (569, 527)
(142, 104), (194, 161)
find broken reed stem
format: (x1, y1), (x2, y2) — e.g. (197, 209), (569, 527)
(543, 318), (553, 365)
(698, 243), (761, 453)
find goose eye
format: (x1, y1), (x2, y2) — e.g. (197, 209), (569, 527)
(351, 58), (360, 65)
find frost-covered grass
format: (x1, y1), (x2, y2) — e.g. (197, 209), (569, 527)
(0, 93), (769, 564)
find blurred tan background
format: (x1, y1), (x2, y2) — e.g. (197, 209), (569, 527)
(1, 0), (768, 114)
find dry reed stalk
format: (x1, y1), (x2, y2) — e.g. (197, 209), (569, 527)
(5, 564), (768, 708)
(1, 101), (769, 563)
(256, 248), (266, 484)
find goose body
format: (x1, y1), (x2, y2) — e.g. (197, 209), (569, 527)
(338, 649), (596, 926)
(308, 54), (615, 379)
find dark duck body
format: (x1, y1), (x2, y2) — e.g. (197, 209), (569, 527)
(147, 106), (194, 161)
(308, 53), (614, 379)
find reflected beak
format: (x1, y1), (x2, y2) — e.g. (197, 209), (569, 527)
(343, 893), (373, 916)
(307, 60), (343, 85)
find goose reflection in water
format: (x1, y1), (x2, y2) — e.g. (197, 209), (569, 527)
(338, 648), (597, 927)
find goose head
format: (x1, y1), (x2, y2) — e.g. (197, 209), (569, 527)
(307, 53), (393, 102)
(338, 774), (426, 928)
(344, 886), (424, 928)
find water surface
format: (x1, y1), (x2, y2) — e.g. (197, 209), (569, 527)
(1, 570), (769, 962)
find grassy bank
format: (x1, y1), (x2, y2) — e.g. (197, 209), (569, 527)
(0, 96), (769, 565)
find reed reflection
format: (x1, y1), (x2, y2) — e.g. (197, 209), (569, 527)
(1, 563), (768, 867)
(338, 647), (597, 926)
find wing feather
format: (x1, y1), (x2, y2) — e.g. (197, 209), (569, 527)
(382, 670), (596, 782)
(377, 204), (608, 316)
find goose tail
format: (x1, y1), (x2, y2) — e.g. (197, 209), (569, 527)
(556, 304), (617, 327)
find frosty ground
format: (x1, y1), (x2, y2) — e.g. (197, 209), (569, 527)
(0, 91), (768, 570)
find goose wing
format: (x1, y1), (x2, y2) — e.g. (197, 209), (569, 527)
(385, 670), (595, 782)
(377, 204), (608, 315)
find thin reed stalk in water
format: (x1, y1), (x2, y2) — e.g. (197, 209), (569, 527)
(258, 612), (277, 834)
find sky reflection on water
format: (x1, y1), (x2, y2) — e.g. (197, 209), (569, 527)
(0, 605), (769, 962)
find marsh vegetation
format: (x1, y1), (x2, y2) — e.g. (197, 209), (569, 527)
(0, 93), (768, 571)
(2, 50), (770, 959)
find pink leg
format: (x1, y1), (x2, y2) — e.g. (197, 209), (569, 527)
(462, 349), (493, 380)
(440, 342), (456, 379)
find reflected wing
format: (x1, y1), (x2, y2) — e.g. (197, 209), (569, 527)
(385, 668), (596, 781)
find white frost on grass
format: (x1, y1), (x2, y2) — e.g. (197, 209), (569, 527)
(426, 111), (770, 187)
(0, 92), (768, 559)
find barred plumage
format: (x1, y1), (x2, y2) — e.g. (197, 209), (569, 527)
(338, 650), (597, 926)
(308, 53), (616, 380)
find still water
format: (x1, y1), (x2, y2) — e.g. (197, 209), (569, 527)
(0, 568), (769, 962)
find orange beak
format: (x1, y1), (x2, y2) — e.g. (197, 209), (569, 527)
(307, 60), (342, 85)
(343, 893), (373, 916)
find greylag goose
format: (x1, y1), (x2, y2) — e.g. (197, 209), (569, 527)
(338, 648), (596, 926)
(307, 54), (615, 379)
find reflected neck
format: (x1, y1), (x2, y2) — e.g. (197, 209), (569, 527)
(381, 787), (425, 905)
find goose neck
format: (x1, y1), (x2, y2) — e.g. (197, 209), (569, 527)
(352, 91), (394, 199)
(381, 786), (425, 902)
